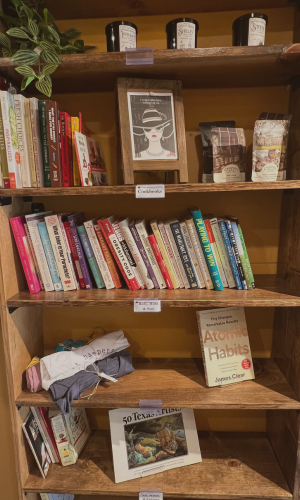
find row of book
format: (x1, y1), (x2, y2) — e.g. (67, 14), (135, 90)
(11, 207), (254, 293)
(0, 90), (108, 189)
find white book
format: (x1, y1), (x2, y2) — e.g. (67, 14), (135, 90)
(24, 97), (37, 187)
(44, 214), (77, 291)
(164, 220), (189, 289)
(24, 222), (44, 290)
(84, 219), (115, 289)
(151, 219), (179, 289)
(14, 94), (31, 187)
(30, 406), (59, 464)
(158, 221), (184, 288)
(210, 217), (236, 288)
(196, 307), (255, 387)
(109, 408), (202, 483)
(135, 219), (166, 289)
(185, 217), (214, 290)
(113, 219), (145, 289)
(29, 97), (44, 187)
(0, 90), (22, 188)
(25, 212), (54, 292)
(119, 217), (154, 290)
(204, 218), (228, 288)
(58, 214), (80, 290)
(180, 221), (205, 288)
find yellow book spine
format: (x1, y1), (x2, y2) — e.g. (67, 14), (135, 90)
(150, 219), (179, 289)
(24, 98), (37, 187)
(71, 117), (80, 186)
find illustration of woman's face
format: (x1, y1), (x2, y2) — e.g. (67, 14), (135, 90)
(144, 126), (163, 142)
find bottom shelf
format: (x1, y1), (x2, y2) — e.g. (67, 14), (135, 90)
(24, 430), (291, 499)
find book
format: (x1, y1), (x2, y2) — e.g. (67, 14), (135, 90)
(31, 406), (60, 463)
(196, 307), (255, 387)
(30, 97), (44, 187)
(14, 94), (31, 187)
(190, 207), (223, 291)
(38, 221), (63, 291)
(10, 216), (41, 293)
(230, 220), (252, 290)
(151, 219), (179, 289)
(74, 131), (91, 186)
(0, 98), (9, 188)
(60, 111), (73, 187)
(24, 96), (37, 187)
(77, 225), (105, 289)
(24, 222), (44, 290)
(50, 408), (90, 467)
(218, 219), (242, 290)
(128, 220), (158, 289)
(135, 219), (166, 289)
(22, 408), (51, 478)
(170, 221), (198, 289)
(148, 233), (173, 289)
(209, 217), (236, 289)
(44, 214), (77, 291)
(109, 408), (202, 483)
(68, 213), (93, 289)
(94, 223), (122, 289)
(158, 221), (184, 288)
(180, 221), (205, 288)
(0, 90), (22, 188)
(204, 218), (228, 288)
(46, 101), (62, 187)
(62, 216), (85, 289)
(227, 216), (255, 289)
(164, 220), (189, 289)
(38, 100), (51, 187)
(71, 116), (80, 186)
(112, 219), (144, 289)
(84, 219), (115, 289)
(224, 219), (247, 290)
(86, 135), (109, 186)
(58, 214), (80, 291)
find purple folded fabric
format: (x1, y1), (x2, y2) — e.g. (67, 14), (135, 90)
(26, 362), (42, 393)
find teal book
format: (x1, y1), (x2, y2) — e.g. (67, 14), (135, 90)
(190, 207), (223, 291)
(77, 225), (105, 289)
(38, 100), (51, 187)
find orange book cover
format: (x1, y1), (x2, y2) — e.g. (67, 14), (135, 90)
(94, 223), (122, 289)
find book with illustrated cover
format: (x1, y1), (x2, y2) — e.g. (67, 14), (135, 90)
(109, 408), (201, 483)
(204, 218), (228, 288)
(218, 219), (242, 290)
(74, 131), (91, 186)
(14, 94), (31, 187)
(0, 90), (22, 188)
(68, 213), (93, 290)
(86, 135), (109, 186)
(22, 408), (51, 478)
(170, 221), (198, 289)
(196, 307), (255, 387)
(180, 221), (205, 289)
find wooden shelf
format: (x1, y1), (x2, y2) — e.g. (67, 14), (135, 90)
(1, 45), (299, 93)
(15, 358), (300, 410)
(24, 430), (292, 498)
(1, 180), (299, 197)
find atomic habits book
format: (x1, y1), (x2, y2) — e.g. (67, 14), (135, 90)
(109, 408), (201, 483)
(196, 307), (255, 387)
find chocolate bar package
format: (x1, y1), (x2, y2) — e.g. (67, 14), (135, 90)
(211, 127), (246, 183)
(199, 121), (235, 183)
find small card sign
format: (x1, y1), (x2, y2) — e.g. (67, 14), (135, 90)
(134, 299), (161, 312)
(140, 492), (163, 500)
(135, 184), (165, 199)
(126, 47), (154, 66)
(139, 399), (162, 415)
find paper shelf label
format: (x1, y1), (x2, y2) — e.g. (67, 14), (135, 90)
(140, 492), (163, 500)
(126, 47), (154, 66)
(135, 184), (165, 199)
(134, 298), (161, 312)
(139, 399), (162, 415)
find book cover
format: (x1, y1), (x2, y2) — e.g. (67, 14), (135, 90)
(24, 97), (37, 187)
(164, 221), (189, 289)
(0, 90), (22, 188)
(38, 221), (63, 291)
(68, 213), (93, 289)
(204, 219), (228, 287)
(227, 216), (255, 289)
(135, 219), (166, 289)
(112, 219), (144, 289)
(74, 131), (91, 186)
(180, 221), (205, 288)
(231, 221), (252, 290)
(30, 97), (44, 187)
(58, 214), (80, 291)
(22, 409), (51, 478)
(151, 219), (179, 289)
(218, 219), (242, 290)
(190, 207), (223, 291)
(31, 406), (60, 463)
(38, 100), (51, 187)
(77, 225), (105, 289)
(109, 408), (202, 483)
(185, 217), (213, 290)
(196, 307), (255, 387)
(63, 217), (85, 289)
(148, 233), (173, 289)
(225, 219), (247, 290)
(60, 111), (73, 187)
(170, 221), (198, 289)
(0, 98), (9, 187)
(84, 219), (115, 289)
(10, 216), (41, 293)
(24, 222), (44, 289)
(94, 223), (122, 288)
(46, 101), (62, 187)
(158, 221), (184, 288)
(209, 217), (236, 289)
(129, 219), (158, 289)
(14, 94), (31, 187)
(71, 117), (80, 186)
(86, 135), (109, 186)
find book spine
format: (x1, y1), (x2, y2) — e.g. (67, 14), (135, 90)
(148, 234), (173, 289)
(204, 219), (228, 287)
(58, 216), (80, 290)
(135, 220), (166, 289)
(170, 222), (198, 289)
(63, 221), (85, 289)
(84, 221), (115, 289)
(218, 220), (242, 290)
(10, 217), (41, 293)
(38, 100), (51, 187)
(71, 117), (80, 186)
(180, 221), (205, 288)
(37, 407), (60, 463)
(231, 222), (252, 290)
(128, 221), (158, 289)
(60, 112), (73, 187)
(94, 224), (122, 288)
(50, 414), (77, 466)
(0, 98), (9, 188)
(225, 220), (247, 290)
(26, 218), (54, 291)
(30, 406), (56, 463)
(158, 222), (184, 288)
(22, 420), (47, 477)
(196, 311), (210, 387)
(77, 225), (105, 289)
(14, 95), (31, 187)
(24, 98), (37, 187)
(24, 222), (44, 290)
(151, 220), (179, 289)
(68, 216), (93, 289)
(112, 220), (145, 289)
(186, 218), (213, 290)
(0, 91), (22, 188)
(237, 224), (255, 289)
(210, 218), (236, 289)
(46, 101), (62, 187)
(164, 222), (189, 289)
(30, 98), (44, 187)
(190, 208), (223, 291)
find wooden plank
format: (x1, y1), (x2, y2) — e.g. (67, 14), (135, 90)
(24, 430), (292, 498)
(15, 358), (300, 410)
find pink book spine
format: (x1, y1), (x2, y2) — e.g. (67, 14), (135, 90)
(10, 216), (41, 293)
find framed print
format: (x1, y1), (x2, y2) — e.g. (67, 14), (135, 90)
(117, 78), (188, 185)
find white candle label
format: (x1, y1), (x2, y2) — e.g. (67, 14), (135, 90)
(176, 22), (196, 49)
(119, 25), (136, 52)
(135, 184), (165, 198)
(134, 299), (161, 312)
(140, 493), (163, 500)
(248, 18), (266, 46)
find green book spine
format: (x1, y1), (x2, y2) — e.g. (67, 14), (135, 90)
(0, 99), (9, 188)
(77, 225), (105, 289)
(237, 224), (255, 289)
(38, 100), (51, 187)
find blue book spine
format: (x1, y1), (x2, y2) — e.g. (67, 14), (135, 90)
(218, 220), (242, 290)
(225, 220), (247, 290)
(77, 225), (105, 289)
(190, 208), (223, 291)
(68, 215), (93, 289)
(37, 222), (63, 291)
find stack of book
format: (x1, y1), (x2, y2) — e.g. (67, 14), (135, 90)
(10, 206), (254, 293)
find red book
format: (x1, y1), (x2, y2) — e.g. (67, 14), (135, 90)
(94, 223), (122, 289)
(63, 219), (86, 289)
(46, 101), (62, 187)
(31, 406), (60, 463)
(204, 219), (215, 245)
(60, 112), (73, 187)
(148, 234), (173, 290)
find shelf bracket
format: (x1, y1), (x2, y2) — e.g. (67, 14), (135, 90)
(0, 196), (12, 206)
(8, 307), (18, 314)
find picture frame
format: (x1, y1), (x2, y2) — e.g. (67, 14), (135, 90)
(117, 77), (189, 185)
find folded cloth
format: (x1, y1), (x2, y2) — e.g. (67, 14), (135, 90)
(49, 350), (134, 413)
(40, 330), (130, 390)
(55, 338), (86, 352)
(26, 358), (42, 393)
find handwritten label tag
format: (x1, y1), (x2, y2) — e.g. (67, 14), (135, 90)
(140, 492), (163, 500)
(134, 299), (161, 312)
(135, 184), (165, 199)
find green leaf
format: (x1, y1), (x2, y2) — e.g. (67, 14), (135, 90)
(28, 19), (39, 37)
(2, 48), (12, 58)
(43, 74), (52, 86)
(20, 2), (33, 19)
(35, 79), (52, 97)
(11, 0), (21, 7)
(39, 40), (54, 51)
(21, 75), (35, 91)
(47, 26), (60, 44)
(74, 39), (84, 48)
(15, 65), (35, 76)
(0, 33), (11, 49)
(42, 63), (58, 75)
(6, 27), (29, 39)
(0, 13), (24, 27)
(64, 28), (81, 39)
(12, 49), (39, 65)
(40, 50), (61, 64)
(43, 8), (55, 24)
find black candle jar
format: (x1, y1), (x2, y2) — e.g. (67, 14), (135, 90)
(166, 18), (199, 49)
(105, 21), (138, 52)
(232, 13), (268, 46)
